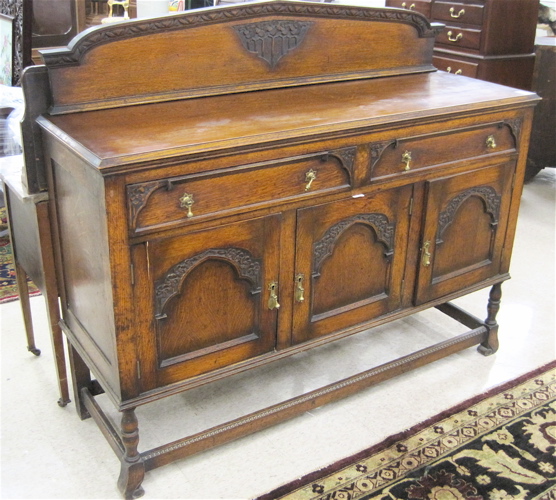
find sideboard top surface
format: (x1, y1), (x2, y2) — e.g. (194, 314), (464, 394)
(38, 71), (537, 170)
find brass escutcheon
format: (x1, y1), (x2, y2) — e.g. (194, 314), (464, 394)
(268, 282), (280, 310)
(449, 7), (465, 18)
(402, 151), (412, 171)
(447, 31), (463, 42)
(305, 169), (317, 191)
(295, 274), (305, 303)
(486, 135), (497, 149)
(422, 241), (432, 267)
(179, 192), (194, 218)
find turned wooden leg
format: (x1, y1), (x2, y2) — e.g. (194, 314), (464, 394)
(117, 409), (145, 500)
(478, 282), (502, 356)
(68, 342), (92, 420)
(14, 261), (41, 356)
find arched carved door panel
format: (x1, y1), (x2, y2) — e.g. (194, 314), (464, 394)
(415, 162), (514, 305)
(135, 215), (281, 390)
(293, 185), (412, 343)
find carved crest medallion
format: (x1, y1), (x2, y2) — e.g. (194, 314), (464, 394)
(233, 20), (313, 69)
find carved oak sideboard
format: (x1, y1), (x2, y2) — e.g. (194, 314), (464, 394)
(21, 1), (538, 497)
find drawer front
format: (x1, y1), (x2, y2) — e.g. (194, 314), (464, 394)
(128, 149), (353, 234)
(433, 55), (478, 78)
(386, 0), (432, 17)
(370, 123), (516, 180)
(432, 2), (484, 26)
(436, 25), (482, 51)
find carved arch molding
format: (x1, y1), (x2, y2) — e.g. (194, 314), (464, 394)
(0, 0), (32, 86)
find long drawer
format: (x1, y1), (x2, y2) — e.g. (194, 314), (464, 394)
(433, 55), (479, 77)
(127, 149), (354, 235)
(432, 1), (484, 25)
(370, 122), (516, 180)
(435, 24), (482, 51)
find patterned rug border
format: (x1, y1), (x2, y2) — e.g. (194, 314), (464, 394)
(0, 289), (41, 305)
(257, 359), (556, 500)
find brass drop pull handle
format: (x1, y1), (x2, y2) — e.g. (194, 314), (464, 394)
(422, 241), (432, 267)
(446, 67), (463, 75)
(449, 7), (465, 18)
(486, 135), (497, 149)
(402, 151), (412, 171)
(305, 169), (317, 191)
(402, 2), (416, 8)
(295, 274), (305, 303)
(179, 193), (194, 218)
(268, 282), (280, 310)
(447, 31), (463, 42)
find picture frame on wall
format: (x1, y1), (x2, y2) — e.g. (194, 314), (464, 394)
(0, 13), (14, 85)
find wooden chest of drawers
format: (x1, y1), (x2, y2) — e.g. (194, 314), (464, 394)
(22, 2), (538, 497)
(387, 0), (540, 89)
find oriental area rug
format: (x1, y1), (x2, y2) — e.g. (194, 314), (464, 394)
(259, 361), (556, 500)
(0, 207), (40, 304)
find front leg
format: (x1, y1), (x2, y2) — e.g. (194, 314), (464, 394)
(478, 282), (502, 356)
(117, 408), (145, 499)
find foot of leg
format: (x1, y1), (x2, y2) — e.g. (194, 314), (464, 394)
(117, 409), (145, 500)
(478, 283), (502, 356)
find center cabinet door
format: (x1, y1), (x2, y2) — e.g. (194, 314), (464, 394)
(292, 186), (413, 343)
(135, 215), (281, 390)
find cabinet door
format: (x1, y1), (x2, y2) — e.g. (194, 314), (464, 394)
(138, 215), (281, 388)
(415, 162), (514, 305)
(292, 186), (412, 343)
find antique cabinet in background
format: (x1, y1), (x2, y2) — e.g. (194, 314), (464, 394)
(387, 0), (540, 89)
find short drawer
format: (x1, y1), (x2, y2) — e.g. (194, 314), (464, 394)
(436, 25), (482, 51)
(127, 149), (354, 234)
(433, 55), (478, 78)
(370, 123), (516, 180)
(386, 0), (432, 17)
(432, 1), (484, 26)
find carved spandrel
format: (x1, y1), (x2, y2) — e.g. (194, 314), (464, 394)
(327, 146), (357, 182)
(313, 213), (395, 276)
(233, 20), (313, 69)
(370, 140), (397, 175)
(501, 118), (523, 147)
(127, 181), (165, 228)
(154, 247), (262, 319)
(436, 186), (501, 244)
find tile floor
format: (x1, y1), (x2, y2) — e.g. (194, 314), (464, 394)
(1, 169), (554, 499)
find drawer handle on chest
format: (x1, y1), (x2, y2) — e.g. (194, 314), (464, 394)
(402, 151), (412, 171)
(295, 274), (305, 303)
(449, 7), (465, 18)
(179, 192), (195, 218)
(422, 241), (432, 267)
(305, 169), (317, 191)
(486, 135), (497, 149)
(447, 31), (463, 43)
(446, 67), (463, 75)
(402, 2), (416, 9)
(268, 282), (280, 310)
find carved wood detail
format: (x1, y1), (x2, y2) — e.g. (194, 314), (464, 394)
(328, 146), (357, 182)
(127, 181), (165, 228)
(313, 213), (395, 276)
(233, 20), (313, 69)
(436, 186), (501, 244)
(154, 247), (262, 319)
(369, 140), (397, 174)
(40, 2), (440, 68)
(502, 117), (523, 146)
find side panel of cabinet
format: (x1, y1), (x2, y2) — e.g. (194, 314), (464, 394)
(134, 215), (281, 390)
(415, 162), (514, 305)
(292, 186), (412, 343)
